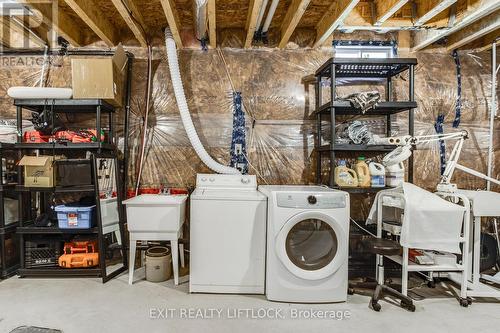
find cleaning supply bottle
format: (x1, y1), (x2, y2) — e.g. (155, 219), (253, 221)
(369, 162), (386, 188)
(334, 160), (358, 187)
(386, 162), (405, 187)
(355, 156), (371, 187)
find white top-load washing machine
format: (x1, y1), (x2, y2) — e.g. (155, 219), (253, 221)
(190, 174), (267, 294)
(259, 185), (350, 303)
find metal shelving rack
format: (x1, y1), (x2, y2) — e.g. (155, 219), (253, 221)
(0, 143), (20, 278)
(313, 58), (417, 191)
(13, 99), (127, 283)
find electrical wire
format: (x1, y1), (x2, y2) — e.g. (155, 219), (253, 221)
(350, 218), (375, 237)
(216, 48), (256, 122)
(241, 152), (269, 185)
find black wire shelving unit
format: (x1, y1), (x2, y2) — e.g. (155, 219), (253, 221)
(313, 57), (417, 191)
(313, 58), (418, 278)
(0, 143), (20, 278)
(13, 99), (127, 283)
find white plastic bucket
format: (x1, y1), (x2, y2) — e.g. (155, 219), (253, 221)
(386, 163), (405, 187)
(145, 246), (172, 282)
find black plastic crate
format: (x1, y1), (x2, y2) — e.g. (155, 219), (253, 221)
(1, 229), (20, 277)
(25, 239), (62, 268)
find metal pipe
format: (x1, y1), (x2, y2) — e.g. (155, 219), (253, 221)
(0, 48), (133, 57)
(38, 45), (48, 87)
(487, 40), (497, 190)
(408, 64), (415, 183)
(123, 54), (134, 198)
(261, 0), (279, 33)
(256, 0), (269, 31)
(135, 45), (153, 195)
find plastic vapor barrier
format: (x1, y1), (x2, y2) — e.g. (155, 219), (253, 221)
(0, 39), (498, 220)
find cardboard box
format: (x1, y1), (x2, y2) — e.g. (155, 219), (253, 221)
(71, 44), (128, 107)
(19, 155), (62, 187)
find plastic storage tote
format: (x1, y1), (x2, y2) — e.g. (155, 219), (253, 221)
(55, 205), (96, 229)
(100, 197), (119, 227)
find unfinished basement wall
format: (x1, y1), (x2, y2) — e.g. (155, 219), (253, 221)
(0, 38), (498, 221)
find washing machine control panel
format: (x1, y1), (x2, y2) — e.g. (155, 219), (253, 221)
(276, 192), (346, 209)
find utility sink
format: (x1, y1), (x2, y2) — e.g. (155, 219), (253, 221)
(123, 194), (187, 233)
(458, 190), (500, 217)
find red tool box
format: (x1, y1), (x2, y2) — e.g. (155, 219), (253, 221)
(58, 240), (99, 268)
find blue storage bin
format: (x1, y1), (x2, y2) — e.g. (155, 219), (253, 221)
(55, 205), (96, 229)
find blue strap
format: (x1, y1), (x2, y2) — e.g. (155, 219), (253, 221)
(230, 92), (248, 174)
(452, 50), (462, 128)
(434, 114), (446, 175)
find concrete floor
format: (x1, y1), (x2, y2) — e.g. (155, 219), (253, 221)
(1, 274), (500, 333)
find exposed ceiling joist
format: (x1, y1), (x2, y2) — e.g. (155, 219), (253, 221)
(244, 0), (264, 49)
(110, 0), (148, 47)
(159, 0), (183, 48)
(414, 0), (457, 26)
(446, 10), (500, 50)
(0, 20), (10, 47)
(342, 1), (371, 26)
(374, 0), (410, 26)
(208, 0), (216, 49)
(23, 0), (84, 46)
(338, 25), (404, 32)
(63, 0), (119, 47)
(0, 17), (21, 48)
(314, 0), (360, 48)
(412, 0), (500, 51)
(10, 16), (47, 47)
(278, 0), (311, 48)
(473, 37), (500, 52)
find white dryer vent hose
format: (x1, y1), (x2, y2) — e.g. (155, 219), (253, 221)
(164, 28), (240, 175)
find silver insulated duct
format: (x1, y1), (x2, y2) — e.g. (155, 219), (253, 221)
(194, 0), (209, 40)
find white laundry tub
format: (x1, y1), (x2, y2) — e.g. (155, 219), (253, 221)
(123, 194), (187, 233)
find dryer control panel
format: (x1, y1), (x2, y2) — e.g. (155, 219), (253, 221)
(276, 192), (347, 209)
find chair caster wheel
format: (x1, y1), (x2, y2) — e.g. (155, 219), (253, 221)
(401, 301), (415, 312)
(467, 297), (472, 305)
(370, 301), (381, 312)
(427, 280), (436, 288)
(459, 298), (470, 307)
(348, 288), (355, 295)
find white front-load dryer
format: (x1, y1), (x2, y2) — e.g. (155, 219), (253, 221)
(258, 185), (350, 303)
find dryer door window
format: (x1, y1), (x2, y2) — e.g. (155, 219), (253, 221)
(275, 211), (346, 281)
(285, 219), (338, 271)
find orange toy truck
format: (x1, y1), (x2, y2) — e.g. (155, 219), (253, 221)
(58, 240), (99, 268)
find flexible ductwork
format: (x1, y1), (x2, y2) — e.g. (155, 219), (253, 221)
(194, 0), (209, 40)
(164, 28), (240, 175)
(262, 0), (279, 33)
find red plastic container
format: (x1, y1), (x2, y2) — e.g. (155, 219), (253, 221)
(170, 188), (188, 195)
(23, 131), (51, 143)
